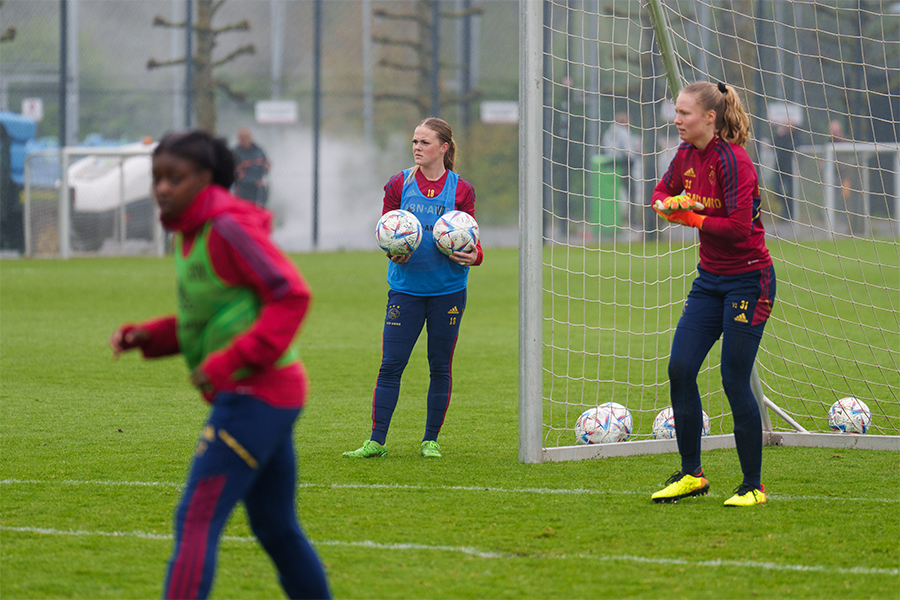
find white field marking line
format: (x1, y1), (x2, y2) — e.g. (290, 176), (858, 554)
(2, 479), (898, 504)
(0, 526), (501, 559)
(2, 525), (896, 576)
(1, 479), (183, 488)
(2, 478), (898, 504)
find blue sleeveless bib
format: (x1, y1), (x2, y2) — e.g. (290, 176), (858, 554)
(387, 168), (469, 296)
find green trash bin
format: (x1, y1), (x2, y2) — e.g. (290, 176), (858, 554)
(589, 154), (620, 239)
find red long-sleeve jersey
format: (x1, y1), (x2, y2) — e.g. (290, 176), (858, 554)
(652, 137), (772, 275)
(133, 185), (311, 408)
(383, 168), (484, 266)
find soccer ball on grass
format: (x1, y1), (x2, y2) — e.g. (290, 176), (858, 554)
(652, 406), (711, 440)
(828, 397), (872, 434)
(575, 402), (633, 444)
(376, 210), (422, 255)
(432, 210), (479, 256)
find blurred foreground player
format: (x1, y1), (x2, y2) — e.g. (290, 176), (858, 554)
(110, 130), (331, 598)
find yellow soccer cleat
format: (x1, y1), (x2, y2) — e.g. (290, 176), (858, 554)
(723, 483), (767, 507)
(651, 471), (710, 503)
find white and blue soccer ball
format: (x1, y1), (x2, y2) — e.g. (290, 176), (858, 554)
(575, 402), (633, 444)
(433, 210), (479, 256)
(828, 397), (872, 434)
(652, 406), (711, 440)
(376, 210), (422, 255)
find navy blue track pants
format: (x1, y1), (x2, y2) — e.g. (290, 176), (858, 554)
(668, 265), (776, 487)
(163, 393), (330, 600)
(370, 288), (466, 445)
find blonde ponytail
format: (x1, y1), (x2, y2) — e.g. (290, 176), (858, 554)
(680, 81), (750, 147)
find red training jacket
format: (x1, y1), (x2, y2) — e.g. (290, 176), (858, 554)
(652, 137), (772, 275)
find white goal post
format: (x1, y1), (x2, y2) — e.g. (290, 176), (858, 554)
(518, 0), (900, 463)
(23, 143), (164, 258)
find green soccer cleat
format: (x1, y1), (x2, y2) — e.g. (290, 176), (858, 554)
(342, 440), (387, 458)
(420, 440), (442, 458)
(651, 471), (710, 503)
(724, 483), (767, 507)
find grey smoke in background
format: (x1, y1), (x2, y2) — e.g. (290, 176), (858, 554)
(254, 127), (407, 253)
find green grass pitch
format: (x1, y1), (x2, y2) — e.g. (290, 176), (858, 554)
(1, 248), (898, 599)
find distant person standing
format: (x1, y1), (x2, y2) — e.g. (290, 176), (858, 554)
(828, 118), (852, 203)
(601, 112), (641, 228)
(343, 117), (483, 460)
(232, 127), (270, 206)
(772, 123), (795, 219)
(828, 119), (846, 143)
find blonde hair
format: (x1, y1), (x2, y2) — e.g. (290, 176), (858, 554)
(680, 81), (750, 147)
(405, 117), (458, 184)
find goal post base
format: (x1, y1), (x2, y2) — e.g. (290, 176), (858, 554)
(767, 432), (900, 452)
(541, 434), (737, 462)
(540, 431), (898, 462)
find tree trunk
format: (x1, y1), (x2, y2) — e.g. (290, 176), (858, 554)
(194, 0), (217, 133)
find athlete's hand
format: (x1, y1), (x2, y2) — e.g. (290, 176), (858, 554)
(388, 253), (411, 264)
(189, 369), (216, 402)
(109, 325), (151, 359)
(666, 209), (707, 230)
(652, 194), (704, 215)
(449, 246), (478, 266)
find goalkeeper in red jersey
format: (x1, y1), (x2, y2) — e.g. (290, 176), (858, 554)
(649, 82), (776, 507)
(109, 130), (330, 598)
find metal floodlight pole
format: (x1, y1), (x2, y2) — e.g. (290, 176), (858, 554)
(362, 0), (374, 145)
(59, 0), (68, 148)
(312, 0), (322, 249)
(430, 0), (440, 117)
(270, 0), (285, 99)
(458, 0), (472, 131)
(185, 0), (193, 128)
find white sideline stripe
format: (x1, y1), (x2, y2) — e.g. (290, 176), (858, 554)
(0, 526), (500, 559)
(1, 479), (182, 488)
(2, 479), (897, 504)
(2, 526), (896, 576)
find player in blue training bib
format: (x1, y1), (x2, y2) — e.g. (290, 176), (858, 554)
(344, 118), (484, 460)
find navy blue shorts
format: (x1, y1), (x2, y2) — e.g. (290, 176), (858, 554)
(678, 264), (776, 340)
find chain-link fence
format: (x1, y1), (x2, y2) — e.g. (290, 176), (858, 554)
(1, 0), (520, 253)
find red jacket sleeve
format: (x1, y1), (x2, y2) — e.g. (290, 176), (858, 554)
(136, 316), (180, 358)
(382, 172), (405, 214)
(455, 178), (484, 266)
(198, 215), (311, 390)
(652, 150), (685, 206)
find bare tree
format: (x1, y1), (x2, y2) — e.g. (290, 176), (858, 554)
(0, 1), (17, 43)
(147, 0), (254, 133)
(372, 0), (481, 115)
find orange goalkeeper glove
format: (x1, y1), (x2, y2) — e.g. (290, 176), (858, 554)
(666, 209), (706, 230)
(652, 194), (705, 215)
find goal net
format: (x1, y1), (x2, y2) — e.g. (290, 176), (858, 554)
(23, 143), (164, 258)
(518, 0), (899, 462)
